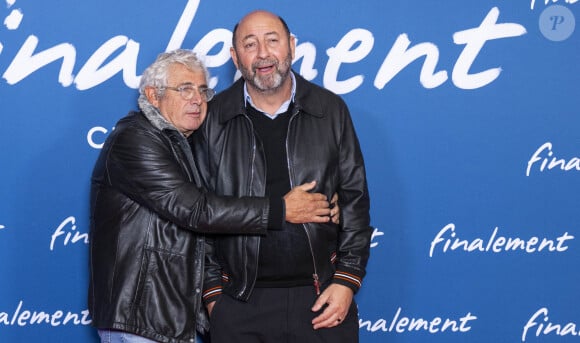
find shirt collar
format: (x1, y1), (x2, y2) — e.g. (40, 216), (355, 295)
(244, 72), (296, 119)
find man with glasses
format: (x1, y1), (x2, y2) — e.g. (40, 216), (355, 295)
(88, 49), (336, 343)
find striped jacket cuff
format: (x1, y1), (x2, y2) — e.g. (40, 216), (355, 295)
(333, 270), (363, 293)
(202, 286), (222, 306)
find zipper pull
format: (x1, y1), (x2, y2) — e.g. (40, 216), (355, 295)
(313, 273), (321, 295)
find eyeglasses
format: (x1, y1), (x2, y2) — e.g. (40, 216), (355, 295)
(161, 85), (215, 102)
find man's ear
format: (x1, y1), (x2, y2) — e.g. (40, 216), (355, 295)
(290, 35), (296, 60)
(230, 47), (239, 70)
(144, 86), (159, 107)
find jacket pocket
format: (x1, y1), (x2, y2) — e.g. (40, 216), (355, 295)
(134, 247), (195, 337)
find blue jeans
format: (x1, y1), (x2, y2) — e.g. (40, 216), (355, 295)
(98, 329), (159, 343)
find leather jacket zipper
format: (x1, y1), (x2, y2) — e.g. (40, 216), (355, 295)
(237, 114), (260, 298)
(287, 109), (320, 295)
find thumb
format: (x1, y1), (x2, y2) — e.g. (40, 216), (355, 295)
(297, 180), (317, 192)
(311, 293), (328, 312)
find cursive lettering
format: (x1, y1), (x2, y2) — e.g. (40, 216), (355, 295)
(49, 216), (89, 251)
(429, 223), (574, 257)
(531, 0), (579, 10)
(2, 0), (200, 88)
(370, 227), (385, 248)
(373, 7), (526, 93)
(359, 307), (477, 334)
(2, 4), (527, 94)
(526, 142), (580, 176)
(522, 307), (580, 341)
(0, 300), (91, 327)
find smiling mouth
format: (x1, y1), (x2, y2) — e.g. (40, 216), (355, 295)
(254, 59), (277, 74)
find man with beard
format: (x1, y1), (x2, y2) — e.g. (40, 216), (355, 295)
(89, 49), (336, 343)
(193, 10), (372, 343)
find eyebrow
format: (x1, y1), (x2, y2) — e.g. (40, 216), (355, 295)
(177, 82), (208, 88)
(241, 31), (280, 42)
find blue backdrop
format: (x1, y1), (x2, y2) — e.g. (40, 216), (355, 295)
(1, 0), (579, 342)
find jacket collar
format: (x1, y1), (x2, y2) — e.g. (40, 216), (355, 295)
(138, 94), (184, 137)
(214, 71), (325, 124)
(243, 72), (296, 118)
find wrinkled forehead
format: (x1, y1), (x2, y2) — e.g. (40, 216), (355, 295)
(167, 63), (207, 85)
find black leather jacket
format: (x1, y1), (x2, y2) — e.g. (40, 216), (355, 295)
(194, 72), (372, 302)
(89, 103), (272, 343)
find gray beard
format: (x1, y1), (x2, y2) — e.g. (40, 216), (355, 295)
(241, 54), (292, 93)
(251, 71), (284, 92)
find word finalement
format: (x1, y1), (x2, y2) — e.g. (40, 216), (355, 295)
(0, 300), (91, 327)
(429, 223), (574, 257)
(1, 1), (526, 95)
(359, 307), (477, 334)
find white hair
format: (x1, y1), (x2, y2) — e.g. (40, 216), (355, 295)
(138, 49), (210, 98)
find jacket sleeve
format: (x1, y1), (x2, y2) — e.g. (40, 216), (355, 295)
(332, 100), (373, 293)
(190, 119), (225, 304)
(201, 235), (222, 305)
(98, 122), (269, 235)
